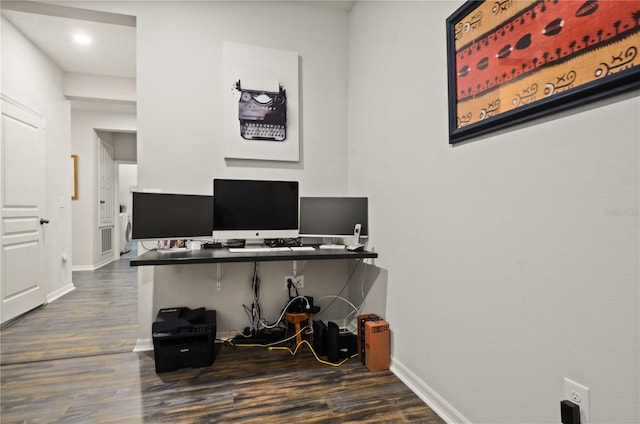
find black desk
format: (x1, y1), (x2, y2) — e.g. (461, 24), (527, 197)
(130, 246), (378, 267)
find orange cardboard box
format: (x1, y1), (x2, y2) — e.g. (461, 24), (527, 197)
(364, 319), (389, 372)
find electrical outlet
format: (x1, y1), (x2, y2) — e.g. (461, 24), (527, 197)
(284, 275), (304, 290)
(564, 378), (590, 424)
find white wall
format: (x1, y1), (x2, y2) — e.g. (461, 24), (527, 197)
(70, 109), (136, 269)
(1, 17), (74, 301)
(133, 1), (350, 196)
(113, 132), (136, 162)
(64, 73), (136, 104)
(348, 2), (639, 424)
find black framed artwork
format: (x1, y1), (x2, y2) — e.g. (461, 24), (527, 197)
(446, 0), (640, 144)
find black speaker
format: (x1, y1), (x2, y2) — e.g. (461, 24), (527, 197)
(312, 320), (327, 356)
(327, 321), (340, 363)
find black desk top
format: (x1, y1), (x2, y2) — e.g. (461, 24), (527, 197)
(129, 246), (378, 267)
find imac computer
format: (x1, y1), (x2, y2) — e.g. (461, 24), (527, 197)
(131, 192), (213, 242)
(212, 179), (299, 241)
(299, 197), (368, 239)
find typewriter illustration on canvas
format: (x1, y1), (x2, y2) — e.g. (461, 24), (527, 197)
(235, 80), (287, 141)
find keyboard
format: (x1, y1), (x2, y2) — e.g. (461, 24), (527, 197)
(318, 244), (346, 250)
(229, 247), (292, 253)
(290, 246), (316, 251)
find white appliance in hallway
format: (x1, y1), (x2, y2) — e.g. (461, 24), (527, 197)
(120, 212), (132, 254)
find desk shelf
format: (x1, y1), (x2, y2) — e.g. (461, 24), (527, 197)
(129, 246), (378, 267)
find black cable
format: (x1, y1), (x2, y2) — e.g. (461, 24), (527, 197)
(223, 239), (246, 248)
(251, 262), (261, 332)
(321, 258), (362, 313)
(243, 304), (253, 325)
(264, 238), (302, 247)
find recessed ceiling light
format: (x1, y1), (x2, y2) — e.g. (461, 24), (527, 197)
(73, 33), (92, 45)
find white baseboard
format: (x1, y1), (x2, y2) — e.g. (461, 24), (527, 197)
(133, 338), (153, 352)
(94, 257), (115, 269)
(72, 265), (96, 271)
(72, 257), (114, 272)
(390, 356), (471, 424)
(46, 283), (76, 303)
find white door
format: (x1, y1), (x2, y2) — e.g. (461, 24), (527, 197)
(98, 140), (114, 255)
(0, 96), (46, 324)
(99, 140), (114, 226)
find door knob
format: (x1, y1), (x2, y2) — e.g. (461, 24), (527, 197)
(40, 218), (50, 225)
(100, 200), (106, 204)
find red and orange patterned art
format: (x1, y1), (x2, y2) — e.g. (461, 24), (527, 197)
(447, 0), (640, 142)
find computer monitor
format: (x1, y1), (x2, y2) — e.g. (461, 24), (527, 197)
(212, 179), (299, 241)
(131, 192), (213, 241)
(299, 197), (368, 238)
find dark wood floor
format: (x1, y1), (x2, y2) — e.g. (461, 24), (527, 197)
(0, 249), (444, 423)
(1, 254), (138, 365)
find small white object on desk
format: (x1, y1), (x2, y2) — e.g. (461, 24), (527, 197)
(158, 247), (187, 253)
(319, 244), (346, 250)
(229, 247), (292, 253)
(187, 240), (202, 250)
(346, 243), (365, 251)
(290, 246), (315, 251)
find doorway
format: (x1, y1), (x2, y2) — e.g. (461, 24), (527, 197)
(70, 129), (137, 271)
(118, 163), (138, 257)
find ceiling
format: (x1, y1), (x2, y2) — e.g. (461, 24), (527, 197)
(1, 2), (136, 79)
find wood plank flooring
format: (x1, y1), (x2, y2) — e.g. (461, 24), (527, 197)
(0, 254), (138, 365)
(0, 250), (444, 423)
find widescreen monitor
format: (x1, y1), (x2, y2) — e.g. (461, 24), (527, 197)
(213, 179), (299, 241)
(299, 197), (368, 238)
(131, 192), (213, 241)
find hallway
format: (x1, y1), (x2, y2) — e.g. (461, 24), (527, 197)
(1, 252), (138, 365)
